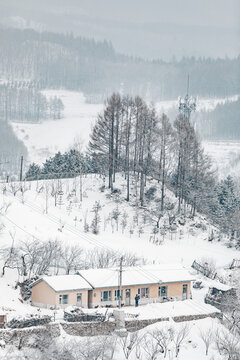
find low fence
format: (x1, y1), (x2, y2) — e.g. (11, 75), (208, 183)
(192, 260), (217, 280)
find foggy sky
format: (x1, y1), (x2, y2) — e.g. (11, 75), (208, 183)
(0, 0), (239, 60)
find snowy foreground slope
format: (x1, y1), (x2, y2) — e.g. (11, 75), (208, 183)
(0, 318), (234, 360)
(0, 174), (239, 359)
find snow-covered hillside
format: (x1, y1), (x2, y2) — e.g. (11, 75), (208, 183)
(0, 174), (239, 358)
(0, 174), (238, 267)
(11, 90), (240, 179)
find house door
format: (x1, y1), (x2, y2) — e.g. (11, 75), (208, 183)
(125, 289), (131, 306)
(76, 293), (82, 306)
(182, 284), (188, 300)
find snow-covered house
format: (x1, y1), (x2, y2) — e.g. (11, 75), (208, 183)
(31, 265), (194, 309)
(31, 275), (92, 309)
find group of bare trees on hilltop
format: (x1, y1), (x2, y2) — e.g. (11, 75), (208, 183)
(89, 93), (214, 215)
(0, 236), (145, 278)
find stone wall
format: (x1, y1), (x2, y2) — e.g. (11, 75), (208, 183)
(125, 317), (169, 332)
(0, 311), (221, 347)
(0, 323), (60, 349)
(61, 321), (116, 336)
(125, 312), (221, 332)
(172, 312), (222, 323)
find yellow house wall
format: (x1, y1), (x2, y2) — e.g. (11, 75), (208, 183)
(32, 280), (56, 306)
(54, 289), (89, 308)
(31, 280), (89, 308)
(32, 280), (192, 309)
(89, 281), (191, 307)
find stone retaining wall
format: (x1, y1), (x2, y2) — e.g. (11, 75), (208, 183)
(61, 321), (116, 336)
(0, 312), (221, 346)
(125, 317), (169, 332)
(0, 323), (60, 349)
(173, 312), (222, 323)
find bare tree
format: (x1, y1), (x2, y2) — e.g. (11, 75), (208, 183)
(215, 328), (240, 360)
(51, 336), (115, 360)
(73, 136), (84, 202)
(142, 332), (164, 360)
(118, 331), (141, 359)
(171, 323), (190, 357)
(152, 326), (174, 358)
(121, 211), (128, 234)
(91, 201), (102, 234)
(199, 327), (213, 355)
(62, 245), (83, 274)
(8, 181), (20, 196)
(111, 206), (121, 231)
(43, 182), (50, 214)
(0, 231), (19, 276)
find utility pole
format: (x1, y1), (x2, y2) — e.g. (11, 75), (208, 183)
(19, 156), (23, 182)
(118, 256), (123, 309)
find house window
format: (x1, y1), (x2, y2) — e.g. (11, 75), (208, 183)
(183, 284), (188, 294)
(101, 290), (112, 302)
(114, 289), (123, 300)
(77, 293), (82, 304)
(159, 286), (168, 297)
(138, 288), (149, 298)
(59, 294), (68, 305)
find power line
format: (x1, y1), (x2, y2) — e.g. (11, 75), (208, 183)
(5, 189), (115, 251)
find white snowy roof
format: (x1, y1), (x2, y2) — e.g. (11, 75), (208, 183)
(32, 275), (92, 292)
(31, 265), (194, 292)
(79, 264), (194, 289)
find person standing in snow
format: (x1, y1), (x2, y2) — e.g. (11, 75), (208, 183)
(135, 294), (140, 307)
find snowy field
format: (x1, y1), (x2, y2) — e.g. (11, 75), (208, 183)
(155, 94), (238, 113)
(11, 90), (240, 179)
(11, 90), (103, 164)
(203, 140), (240, 179)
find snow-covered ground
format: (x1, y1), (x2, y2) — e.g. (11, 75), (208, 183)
(155, 94), (238, 113)
(0, 317), (235, 360)
(203, 140), (240, 179)
(0, 174), (238, 317)
(0, 174), (239, 358)
(11, 90), (103, 164)
(0, 174), (238, 267)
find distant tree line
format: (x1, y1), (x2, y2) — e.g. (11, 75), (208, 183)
(0, 122), (27, 178)
(0, 27), (239, 102)
(195, 97), (240, 139)
(0, 81), (64, 123)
